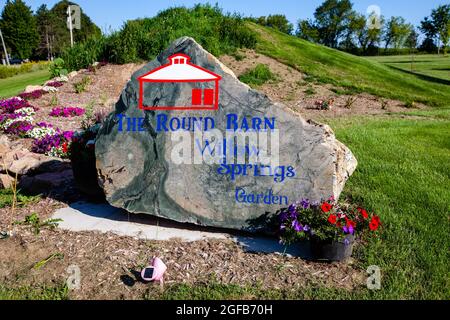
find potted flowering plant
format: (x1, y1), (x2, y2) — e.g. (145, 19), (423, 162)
(278, 197), (381, 262)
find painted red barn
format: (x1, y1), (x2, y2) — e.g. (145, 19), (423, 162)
(138, 53), (222, 111)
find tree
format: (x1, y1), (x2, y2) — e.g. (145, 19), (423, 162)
(347, 12), (383, 54)
(430, 5), (450, 54)
(405, 28), (418, 51)
(405, 28), (418, 71)
(420, 5), (450, 54)
(420, 16), (438, 53)
(254, 14), (293, 34)
(48, 0), (101, 55)
(313, 0), (354, 48)
(383, 16), (412, 51)
(35, 4), (57, 60)
(0, 0), (39, 59)
(296, 19), (320, 42)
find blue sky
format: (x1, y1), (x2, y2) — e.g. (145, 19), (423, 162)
(5, 0), (450, 33)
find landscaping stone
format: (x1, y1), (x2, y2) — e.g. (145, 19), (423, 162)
(24, 85), (44, 93)
(95, 37), (357, 231)
(0, 135), (11, 155)
(0, 136), (66, 177)
(0, 174), (14, 189)
(18, 169), (74, 194)
(68, 71), (78, 79)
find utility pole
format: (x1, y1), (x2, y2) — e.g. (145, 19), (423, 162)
(67, 5), (74, 47)
(0, 27), (9, 65)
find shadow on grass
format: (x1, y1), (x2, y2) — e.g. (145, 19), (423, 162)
(387, 65), (450, 86)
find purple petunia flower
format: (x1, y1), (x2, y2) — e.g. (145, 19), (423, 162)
(292, 220), (304, 232)
(279, 211), (288, 222)
(0, 97), (37, 114)
(303, 225), (310, 232)
(50, 107), (86, 118)
(343, 225), (355, 235)
(300, 199), (310, 209)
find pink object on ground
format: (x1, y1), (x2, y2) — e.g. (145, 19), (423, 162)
(141, 257), (167, 284)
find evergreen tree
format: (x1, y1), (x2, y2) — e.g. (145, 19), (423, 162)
(47, 0), (101, 55)
(0, 0), (39, 59)
(35, 4), (57, 60)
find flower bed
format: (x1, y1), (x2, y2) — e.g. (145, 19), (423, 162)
(18, 89), (47, 100)
(46, 81), (65, 88)
(50, 107), (85, 118)
(0, 97), (36, 114)
(0, 96), (75, 159)
(32, 130), (74, 158)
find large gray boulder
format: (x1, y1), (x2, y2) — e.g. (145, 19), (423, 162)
(95, 37), (357, 231)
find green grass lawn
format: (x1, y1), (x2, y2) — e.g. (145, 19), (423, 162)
(0, 68), (50, 98)
(248, 22), (450, 108)
(367, 54), (450, 83)
(151, 110), (449, 300)
(0, 284), (68, 300)
(327, 110), (450, 299)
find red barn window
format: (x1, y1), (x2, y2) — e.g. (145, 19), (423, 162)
(204, 89), (214, 105)
(192, 89), (202, 105)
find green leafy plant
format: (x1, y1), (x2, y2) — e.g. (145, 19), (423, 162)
(405, 100), (416, 108)
(0, 188), (40, 209)
(304, 86), (316, 96)
(344, 96), (357, 109)
(49, 58), (68, 78)
(380, 98), (389, 110)
(314, 98), (334, 110)
(33, 253), (64, 270)
(14, 213), (62, 235)
(239, 64), (277, 87)
(73, 76), (91, 94)
(50, 94), (59, 107)
(231, 52), (245, 61)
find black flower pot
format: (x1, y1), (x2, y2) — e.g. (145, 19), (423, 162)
(309, 235), (354, 262)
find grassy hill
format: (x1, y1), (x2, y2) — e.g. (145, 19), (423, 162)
(248, 22), (450, 108)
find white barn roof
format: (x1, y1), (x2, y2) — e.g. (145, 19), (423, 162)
(139, 54), (221, 81)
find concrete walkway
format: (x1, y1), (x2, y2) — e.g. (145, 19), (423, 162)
(52, 202), (306, 257)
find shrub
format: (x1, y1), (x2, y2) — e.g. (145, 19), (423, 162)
(49, 58), (68, 78)
(60, 4), (257, 71)
(73, 76), (91, 94)
(239, 64), (276, 87)
(0, 62), (47, 79)
(61, 37), (106, 72)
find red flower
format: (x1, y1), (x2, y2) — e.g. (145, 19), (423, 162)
(62, 142), (68, 153)
(369, 216), (380, 231)
(358, 208), (369, 219)
(321, 202), (332, 213)
(373, 215), (381, 224)
(347, 219), (356, 228)
(328, 214), (337, 225)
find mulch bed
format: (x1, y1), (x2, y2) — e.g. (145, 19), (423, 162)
(0, 200), (365, 299)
